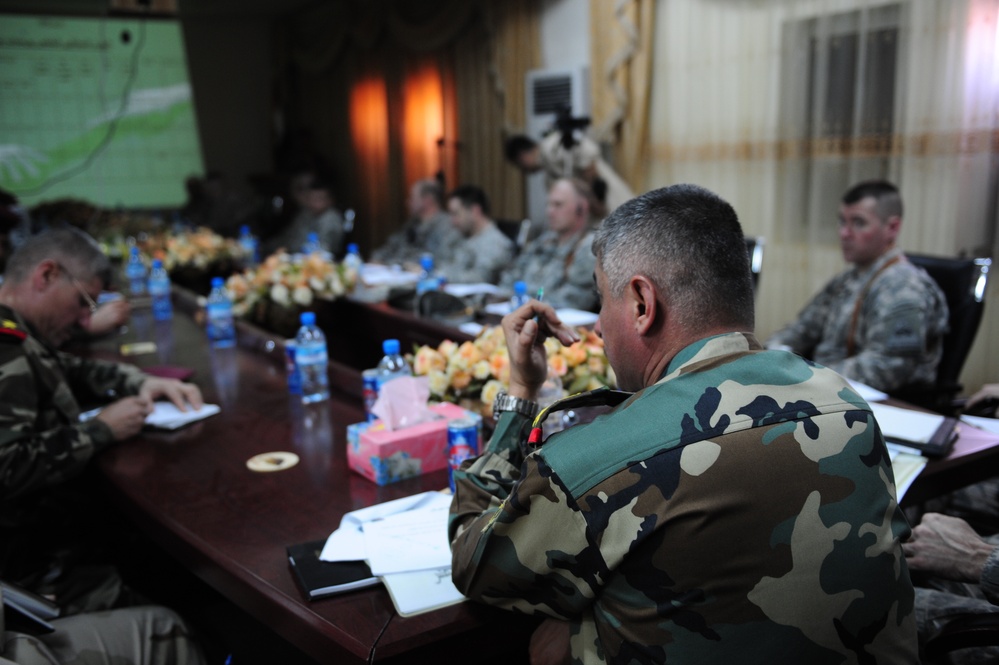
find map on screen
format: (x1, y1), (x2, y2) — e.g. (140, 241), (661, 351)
(0, 15), (204, 208)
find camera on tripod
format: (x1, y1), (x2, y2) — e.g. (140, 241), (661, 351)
(554, 104), (591, 150)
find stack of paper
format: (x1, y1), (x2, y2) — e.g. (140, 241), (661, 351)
(145, 402), (220, 430)
(320, 491), (465, 617)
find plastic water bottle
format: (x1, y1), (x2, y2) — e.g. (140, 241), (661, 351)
(510, 280), (529, 310)
(206, 277), (236, 349)
(125, 247), (147, 297)
(376, 339), (412, 390)
(415, 254), (440, 296)
(343, 243), (362, 273)
(148, 259), (172, 321)
(295, 311), (330, 403)
(303, 232), (321, 255)
(239, 225), (259, 266)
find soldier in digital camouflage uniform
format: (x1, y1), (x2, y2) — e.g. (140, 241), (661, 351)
(498, 178), (598, 312)
(449, 184), (918, 664)
(0, 228), (205, 665)
(370, 178), (461, 268)
(438, 185), (514, 285)
(767, 180), (948, 393)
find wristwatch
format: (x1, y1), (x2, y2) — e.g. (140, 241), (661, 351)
(492, 391), (540, 419)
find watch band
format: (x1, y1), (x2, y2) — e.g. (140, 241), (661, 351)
(492, 391), (540, 419)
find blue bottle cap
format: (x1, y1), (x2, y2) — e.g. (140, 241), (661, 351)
(240, 225), (249, 234)
(211, 277), (224, 288)
(514, 280), (527, 295)
(152, 259), (163, 269)
(383, 339), (400, 355)
(420, 254), (434, 271)
(348, 243), (359, 254)
(300, 311), (316, 326)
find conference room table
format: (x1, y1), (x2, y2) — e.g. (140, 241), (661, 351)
(77, 290), (535, 665)
(75, 287), (999, 664)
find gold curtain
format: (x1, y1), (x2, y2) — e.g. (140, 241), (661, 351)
(589, 0), (655, 194)
(276, 0), (539, 251)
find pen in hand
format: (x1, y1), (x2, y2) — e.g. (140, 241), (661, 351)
(533, 287), (549, 338)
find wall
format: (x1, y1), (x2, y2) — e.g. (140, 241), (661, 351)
(540, 0), (590, 69)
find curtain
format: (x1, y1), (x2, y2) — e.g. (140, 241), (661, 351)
(648, 0), (999, 395)
(275, 0), (538, 253)
(589, 0), (655, 195)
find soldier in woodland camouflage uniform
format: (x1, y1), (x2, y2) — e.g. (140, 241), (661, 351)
(767, 180), (948, 393)
(449, 184), (918, 664)
(0, 228), (205, 664)
(498, 178), (598, 312)
(371, 178), (461, 267)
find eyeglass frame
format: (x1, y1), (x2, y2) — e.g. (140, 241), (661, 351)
(55, 262), (99, 314)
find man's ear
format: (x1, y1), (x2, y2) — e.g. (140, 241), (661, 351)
(626, 275), (658, 336)
(885, 215), (902, 241)
(32, 259), (59, 292)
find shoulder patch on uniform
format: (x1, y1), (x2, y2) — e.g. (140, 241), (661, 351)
(885, 309), (923, 355)
(0, 319), (27, 343)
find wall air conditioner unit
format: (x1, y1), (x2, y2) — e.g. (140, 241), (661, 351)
(523, 66), (591, 229)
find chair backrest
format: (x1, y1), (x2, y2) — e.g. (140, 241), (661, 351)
(744, 236), (765, 293)
(416, 290), (473, 323)
(905, 253), (991, 392)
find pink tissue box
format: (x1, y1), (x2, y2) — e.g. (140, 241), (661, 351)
(346, 402), (481, 486)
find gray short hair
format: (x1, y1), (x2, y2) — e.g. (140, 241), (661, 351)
(4, 226), (111, 287)
(593, 184), (754, 331)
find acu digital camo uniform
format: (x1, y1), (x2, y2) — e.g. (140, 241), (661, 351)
(449, 332), (917, 664)
(371, 211), (462, 266)
(498, 230), (598, 312)
(767, 247), (948, 393)
(438, 221), (515, 285)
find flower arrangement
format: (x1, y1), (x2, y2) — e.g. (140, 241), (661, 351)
(139, 227), (247, 271)
(410, 325), (615, 417)
(224, 250), (358, 318)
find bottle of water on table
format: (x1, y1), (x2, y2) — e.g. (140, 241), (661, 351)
(343, 243), (362, 273)
(510, 280), (529, 310)
(416, 254), (440, 296)
(295, 311), (330, 403)
(206, 276), (236, 349)
(148, 259), (172, 321)
(376, 339), (411, 390)
(239, 225), (259, 266)
(125, 246), (147, 297)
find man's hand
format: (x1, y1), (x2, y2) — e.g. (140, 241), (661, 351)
(95, 396), (153, 441)
(84, 299), (131, 337)
(967, 383), (999, 416)
(903, 512), (996, 583)
(138, 377), (204, 412)
(501, 301), (579, 401)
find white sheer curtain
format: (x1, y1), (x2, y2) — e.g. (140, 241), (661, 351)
(648, 0), (999, 394)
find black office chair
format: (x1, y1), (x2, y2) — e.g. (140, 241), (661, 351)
(744, 236), (765, 294)
(893, 253), (992, 415)
(496, 219), (532, 255)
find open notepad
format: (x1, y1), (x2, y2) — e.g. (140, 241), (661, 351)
(317, 491), (465, 617)
(868, 402), (959, 458)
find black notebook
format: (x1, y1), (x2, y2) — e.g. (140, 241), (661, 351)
(286, 540), (381, 600)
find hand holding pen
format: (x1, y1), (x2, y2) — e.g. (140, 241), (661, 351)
(502, 292), (579, 400)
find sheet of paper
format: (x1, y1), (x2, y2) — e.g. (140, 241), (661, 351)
(362, 503), (452, 575)
(961, 414), (999, 436)
(886, 445), (928, 501)
(320, 491), (451, 562)
(444, 283), (506, 297)
(458, 322), (485, 336)
(868, 402), (945, 444)
(380, 568), (465, 617)
(359, 264), (419, 286)
(483, 301), (514, 316)
(556, 308), (599, 327)
(144, 402), (220, 429)
(847, 379), (888, 403)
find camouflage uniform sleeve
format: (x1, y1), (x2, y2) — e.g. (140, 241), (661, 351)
(825, 271), (946, 391)
(449, 412), (598, 619)
(319, 210), (345, 256)
(765, 276), (841, 356)
(442, 228), (515, 285)
(981, 540), (999, 605)
(548, 234), (598, 311)
(59, 352), (147, 402)
(0, 346), (116, 501)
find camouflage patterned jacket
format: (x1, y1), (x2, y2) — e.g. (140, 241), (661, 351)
(766, 247), (948, 392)
(370, 211), (462, 266)
(498, 230), (597, 311)
(438, 221), (515, 285)
(450, 332), (917, 664)
(0, 305), (146, 502)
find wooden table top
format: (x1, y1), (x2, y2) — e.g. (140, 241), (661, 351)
(79, 296), (531, 664)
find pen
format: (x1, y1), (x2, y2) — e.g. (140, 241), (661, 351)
(534, 287), (548, 336)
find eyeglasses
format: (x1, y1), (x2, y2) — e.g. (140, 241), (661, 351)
(56, 263), (99, 314)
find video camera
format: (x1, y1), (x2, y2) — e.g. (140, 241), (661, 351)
(554, 104), (591, 150)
